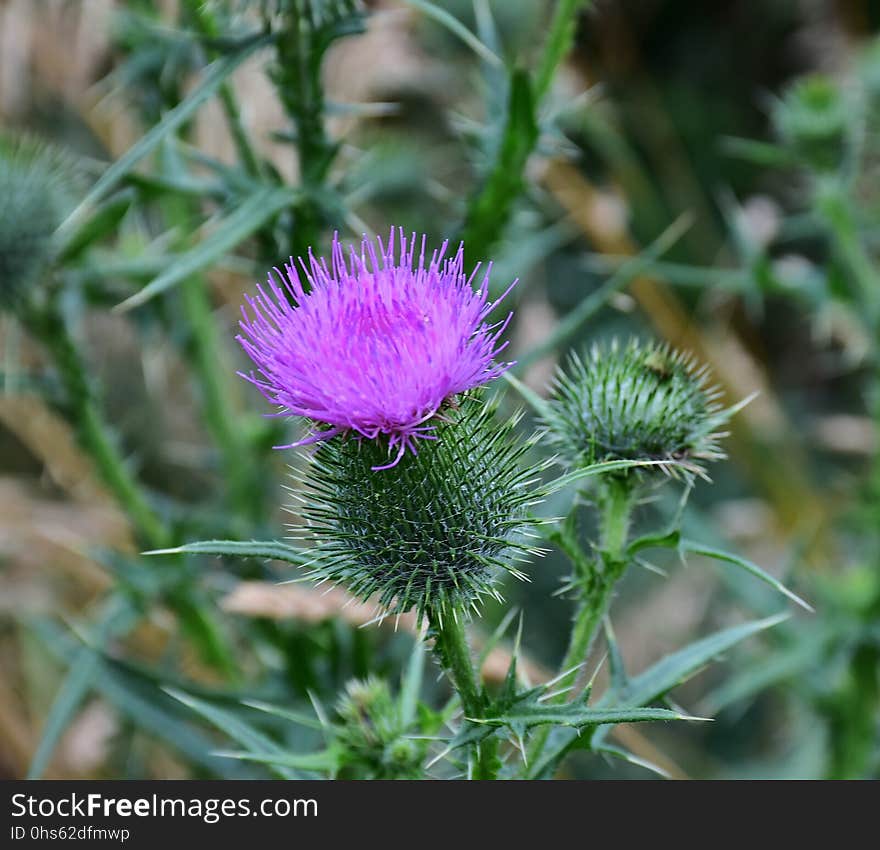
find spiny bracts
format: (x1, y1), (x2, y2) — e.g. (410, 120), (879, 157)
(292, 397), (544, 622)
(542, 339), (732, 477)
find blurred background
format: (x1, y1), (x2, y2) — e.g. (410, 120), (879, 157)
(0, 0), (878, 780)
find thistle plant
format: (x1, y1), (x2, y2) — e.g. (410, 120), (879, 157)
(234, 228), (542, 776)
(331, 675), (436, 780)
(160, 229), (807, 780)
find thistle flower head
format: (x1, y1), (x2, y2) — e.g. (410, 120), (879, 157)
(542, 339), (731, 477)
(294, 397), (543, 622)
(237, 229), (516, 469)
(0, 134), (77, 311)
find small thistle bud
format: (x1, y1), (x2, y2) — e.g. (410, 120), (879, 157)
(773, 74), (848, 172)
(334, 676), (426, 780)
(541, 339), (730, 476)
(294, 397), (543, 622)
(0, 134), (76, 311)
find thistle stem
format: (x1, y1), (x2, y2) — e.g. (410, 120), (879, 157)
(161, 189), (264, 526)
(428, 609), (499, 780)
(26, 300), (169, 550)
(178, 272), (264, 525)
(528, 476), (635, 766)
(561, 477), (634, 692)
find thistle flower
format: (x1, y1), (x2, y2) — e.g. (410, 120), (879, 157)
(293, 397), (543, 621)
(0, 134), (77, 311)
(237, 229), (516, 469)
(541, 339), (733, 477)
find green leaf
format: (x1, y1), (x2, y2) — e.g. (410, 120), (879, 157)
(240, 699), (325, 731)
(534, 0), (591, 102)
(594, 743), (672, 779)
(475, 704), (700, 730)
(603, 618), (628, 694)
(115, 186), (297, 311)
(217, 749), (340, 772)
(720, 136), (798, 167)
(500, 372), (554, 420)
(680, 539), (813, 612)
(400, 0), (501, 66)
(529, 614), (787, 777)
(165, 688), (300, 779)
(62, 34), (272, 228)
(544, 459), (672, 494)
(597, 614), (789, 719)
(145, 538), (315, 567)
(56, 190), (135, 262)
(400, 640), (426, 727)
(125, 171), (228, 201)
(30, 619), (250, 778)
(476, 606), (521, 673)
(703, 625), (832, 714)
(626, 528), (681, 558)
(27, 598), (136, 780)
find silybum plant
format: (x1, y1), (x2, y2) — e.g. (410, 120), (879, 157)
(162, 228), (809, 780)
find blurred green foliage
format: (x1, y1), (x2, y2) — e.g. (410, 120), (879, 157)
(0, 0), (877, 779)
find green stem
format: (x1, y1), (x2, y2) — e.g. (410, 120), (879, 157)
(528, 476), (635, 766)
(185, 0), (264, 181)
(560, 477), (634, 692)
(178, 271), (264, 525)
(158, 177), (264, 525)
(274, 5), (340, 262)
(429, 609), (499, 780)
(27, 301), (169, 550)
(817, 185), (880, 324)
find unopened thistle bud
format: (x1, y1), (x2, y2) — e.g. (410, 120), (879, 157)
(293, 397), (543, 622)
(542, 339), (731, 477)
(774, 74), (848, 172)
(0, 134), (76, 312)
(334, 676), (427, 780)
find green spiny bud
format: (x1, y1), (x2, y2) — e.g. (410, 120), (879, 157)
(541, 339), (730, 477)
(0, 134), (77, 311)
(293, 397), (544, 622)
(334, 676), (426, 780)
(774, 74), (848, 172)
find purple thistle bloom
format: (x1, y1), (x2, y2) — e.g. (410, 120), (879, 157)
(236, 228), (517, 470)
